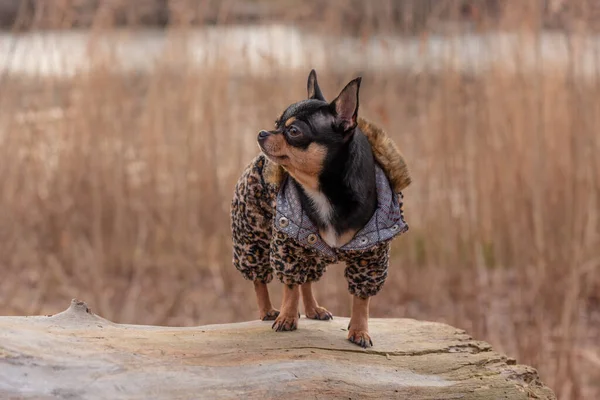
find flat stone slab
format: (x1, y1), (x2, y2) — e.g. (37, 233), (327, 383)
(0, 299), (556, 399)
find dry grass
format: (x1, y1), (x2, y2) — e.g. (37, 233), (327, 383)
(1, 2), (599, 399)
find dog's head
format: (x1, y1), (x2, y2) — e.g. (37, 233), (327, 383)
(257, 70), (361, 190)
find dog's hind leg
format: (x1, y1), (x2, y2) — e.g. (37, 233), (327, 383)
(342, 242), (389, 348)
(301, 282), (333, 320)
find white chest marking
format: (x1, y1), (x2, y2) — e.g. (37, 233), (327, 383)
(303, 188), (339, 247)
(320, 227), (338, 248)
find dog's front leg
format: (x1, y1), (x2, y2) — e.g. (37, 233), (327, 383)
(254, 281), (280, 321)
(347, 296), (373, 348)
(272, 284), (300, 332)
(301, 282), (333, 320)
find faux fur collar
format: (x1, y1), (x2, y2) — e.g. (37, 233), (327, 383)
(263, 117), (412, 193)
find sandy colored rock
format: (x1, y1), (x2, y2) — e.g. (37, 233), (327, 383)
(0, 299), (555, 400)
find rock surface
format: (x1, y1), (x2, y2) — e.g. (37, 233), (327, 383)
(0, 299), (556, 400)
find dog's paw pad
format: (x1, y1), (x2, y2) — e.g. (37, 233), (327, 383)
(260, 309), (280, 321)
(348, 329), (373, 348)
(305, 306), (333, 321)
(271, 314), (298, 332)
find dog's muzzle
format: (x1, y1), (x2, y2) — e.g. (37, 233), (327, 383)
(257, 130), (271, 145)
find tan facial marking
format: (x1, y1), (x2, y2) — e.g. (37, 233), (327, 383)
(260, 131), (327, 191)
(283, 143), (327, 191)
(284, 117), (296, 127)
(259, 133), (287, 157)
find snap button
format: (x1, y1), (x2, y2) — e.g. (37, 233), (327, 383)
(359, 237), (368, 245)
(391, 224), (399, 231)
(307, 234), (318, 244)
(279, 217), (289, 228)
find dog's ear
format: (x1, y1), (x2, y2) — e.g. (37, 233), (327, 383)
(330, 77), (361, 132)
(307, 69), (326, 101)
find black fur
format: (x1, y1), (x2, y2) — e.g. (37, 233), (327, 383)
(314, 130), (377, 235)
(307, 69), (326, 101)
(272, 70), (378, 237)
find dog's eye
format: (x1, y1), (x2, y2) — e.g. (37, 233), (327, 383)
(287, 126), (302, 138)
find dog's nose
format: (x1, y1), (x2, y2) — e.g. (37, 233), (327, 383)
(258, 130), (270, 139)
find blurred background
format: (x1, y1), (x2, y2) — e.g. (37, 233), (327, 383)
(0, 1), (598, 398)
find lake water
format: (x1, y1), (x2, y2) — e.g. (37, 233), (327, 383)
(1, 25), (600, 79)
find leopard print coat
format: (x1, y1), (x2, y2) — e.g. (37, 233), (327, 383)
(231, 118), (410, 299)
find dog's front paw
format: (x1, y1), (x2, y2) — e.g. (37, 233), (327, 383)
(348, 329), (373, 348)
(272, 313), (299, 332)
(260, 309), (280, 321)
(305, 306), (333, 321)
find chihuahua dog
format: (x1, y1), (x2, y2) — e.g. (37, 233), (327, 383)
(231, 70), (410, 347)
